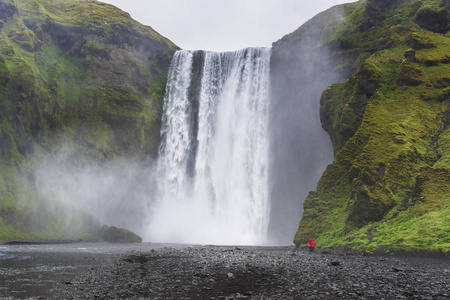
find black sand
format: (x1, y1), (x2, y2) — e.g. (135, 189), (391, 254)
(0, 243), (448, 299)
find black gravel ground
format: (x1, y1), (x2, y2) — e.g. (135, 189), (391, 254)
(0, 243), (449, 299)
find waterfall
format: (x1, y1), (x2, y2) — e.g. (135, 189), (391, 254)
(147, 48), (272, 245)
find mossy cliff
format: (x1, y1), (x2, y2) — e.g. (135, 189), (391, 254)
(0, 0), (178, 240)
(278, 0), (449, 252)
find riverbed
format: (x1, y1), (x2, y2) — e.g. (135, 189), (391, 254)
(0, 243), (448, 299)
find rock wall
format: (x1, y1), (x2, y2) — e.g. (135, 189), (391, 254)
(0, 0), (178, 240)
(288, 0), (450, 252)
(268, 3), (354, 244)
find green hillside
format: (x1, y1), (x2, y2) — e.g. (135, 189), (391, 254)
(0, 0), (178, 240)
(287, 0), (450, 252)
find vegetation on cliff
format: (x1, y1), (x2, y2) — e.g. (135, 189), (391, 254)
(289, 0), (449, 252)
(0, 0), (178, 241)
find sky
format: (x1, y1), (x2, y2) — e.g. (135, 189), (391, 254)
(100, 0), (357, 52)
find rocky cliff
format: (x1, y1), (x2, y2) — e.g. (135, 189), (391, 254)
(277, 0), (449, 252)
(0, 0), (178, 240)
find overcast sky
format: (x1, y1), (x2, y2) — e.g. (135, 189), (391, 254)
(100, 0), (357, 52)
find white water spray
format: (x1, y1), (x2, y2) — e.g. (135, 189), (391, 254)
(147, 48), (272, 245)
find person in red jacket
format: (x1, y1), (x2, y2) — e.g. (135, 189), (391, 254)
(308, 238), (316, 252)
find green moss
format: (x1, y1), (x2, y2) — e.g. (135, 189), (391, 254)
(435, 128), (450, 168)
(81, 40), (111, 59)
(369, 204), (450, 253)
(0, 217), (36, 241)
(414, 0), (450, 34)
(295, 0), (450, 252)
(397, 61), (431, 86)
(98, 225), (142, 243)
(14, 0), (177, 47)
(0, 0), (178, 240)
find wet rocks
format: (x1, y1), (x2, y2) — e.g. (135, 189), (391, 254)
(52, 246), (450, 300)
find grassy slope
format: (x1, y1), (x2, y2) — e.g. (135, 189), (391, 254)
(293, 0), (450, 252)
(0, 0), (178, 240)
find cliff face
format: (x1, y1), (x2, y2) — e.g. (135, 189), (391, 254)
(0, 0), (178, 240)
(283, 0), (449, 252)
(268, 3), (352, 243)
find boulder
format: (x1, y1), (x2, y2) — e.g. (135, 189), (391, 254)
(98, 225), (142, 243)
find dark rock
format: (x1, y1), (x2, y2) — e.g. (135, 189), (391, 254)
(97, 225), (142, 243)
(404, 49), (416, 63)
(2, 239), (79, 245)
(358, 61), (382, 97)
(0, 0), (17, 20)
(397, 62), (428, 87)
(392, 266), (406, 272)
(415, 3), (450, 34)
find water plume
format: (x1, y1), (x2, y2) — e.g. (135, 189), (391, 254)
(146, 48), (272, 245)
(31, 148), (155, 238)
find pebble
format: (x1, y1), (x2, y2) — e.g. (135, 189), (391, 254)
(41, 246), (450, 299)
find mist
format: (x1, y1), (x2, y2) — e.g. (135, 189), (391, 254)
(31, 147), (157, 239)
(267, 6), (349, 244)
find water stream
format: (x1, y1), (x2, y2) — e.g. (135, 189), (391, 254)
(146, 48), (272, 245)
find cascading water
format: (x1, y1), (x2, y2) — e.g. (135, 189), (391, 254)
(147, 48), (272, 245)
